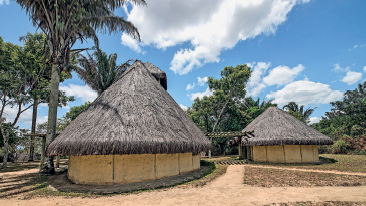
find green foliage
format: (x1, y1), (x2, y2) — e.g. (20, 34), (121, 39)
(64, 101), (91, 122)
(331, 140), (350, 154)
(312, 81), (366, 139)
(283, 102), (316, 123)
(76, 49), (131, 95)
(187, 64), (276, 156)
(0, 124), (17, 147)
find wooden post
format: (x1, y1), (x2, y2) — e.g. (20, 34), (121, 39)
(246, 146), (251, 160)
(243, 146), (247, 159)
(39, 136), (46, 171)
(55, 156), (60, 168)
(238, 142), (243, 160)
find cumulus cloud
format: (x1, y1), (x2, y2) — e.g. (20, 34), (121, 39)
(59, 84), (98, 102)
(197, 77), (208, 86)
(309, 117), (320, 125)
(263, 64), (304, 86)
(186, 83), (195, 90)
(246, 62), (271, 96)
(179, 104), (188, 111)
(121, 33), (146, 54)
(125, 0), (307, 74)
(341, 71), (363, 85)
(0, 0), (10, 5)
(363, 66), (366, 73)
(189, 88), (213, 100)
(267, 80), (343, 106)
(246, 62), (304, 97)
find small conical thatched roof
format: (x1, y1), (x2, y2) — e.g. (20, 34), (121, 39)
(46, 60), (211, 156)
(229, 106), (333, 147)
(144, 62), (167, 90)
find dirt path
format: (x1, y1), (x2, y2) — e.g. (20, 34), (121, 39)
(1, 165), (366, 206)
(246, 164), (366, 176)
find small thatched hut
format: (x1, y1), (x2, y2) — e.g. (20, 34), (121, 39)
(46, 60), (211, 185)
(228, 106), (332, 163)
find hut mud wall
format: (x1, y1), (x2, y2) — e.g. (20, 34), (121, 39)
(68, 153), (200, 185)
(252, 145), (319, 163)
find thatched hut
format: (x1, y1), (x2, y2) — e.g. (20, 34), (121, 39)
(228, 106), (332, 163)
(46, 60), (211, 185)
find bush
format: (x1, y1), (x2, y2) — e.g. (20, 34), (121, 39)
(331, 140), (350, 154)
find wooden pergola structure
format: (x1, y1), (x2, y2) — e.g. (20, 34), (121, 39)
(24, 133), (60, 170)
(203, 131), (253, 159)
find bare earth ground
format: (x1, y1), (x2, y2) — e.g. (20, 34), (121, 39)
(1, 165), (366, 206)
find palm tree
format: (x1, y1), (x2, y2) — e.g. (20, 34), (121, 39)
(76, 49), (131, 95)
(15, 0), (146, 174)
(243, 97), (274, 109)
(283, 102), (316, 123)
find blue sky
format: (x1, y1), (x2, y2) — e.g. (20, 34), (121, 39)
(0, 0), (366, 129)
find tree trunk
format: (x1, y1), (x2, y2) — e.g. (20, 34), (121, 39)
(29, 98), (38, 162)
(55, 156), (60, 168)
(2, 129), (10, 169)
(39, 136), (46, 171)
(208, 99), (230, 159)
(40, 64), (60, 174)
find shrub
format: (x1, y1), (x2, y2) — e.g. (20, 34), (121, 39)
(331, 140), (350, 154)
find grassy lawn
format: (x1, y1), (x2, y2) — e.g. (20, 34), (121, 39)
(244, 167), (366, 187)
(250, 154), (366, 173)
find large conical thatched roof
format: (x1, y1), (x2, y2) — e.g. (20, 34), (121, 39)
(229, 106), (333, 147)
(46, 60), (211, 156)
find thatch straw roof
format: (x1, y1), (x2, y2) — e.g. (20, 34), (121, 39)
(144, 62), (167, 90)
(46, 60), (211, 156)
(228, 106), (333, 147)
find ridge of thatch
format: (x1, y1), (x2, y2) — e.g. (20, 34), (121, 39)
(228, 106), (333, 147)
(46, 60), (211, 156)
(144, 62), (167, 90)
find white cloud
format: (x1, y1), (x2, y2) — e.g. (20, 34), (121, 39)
(349, 43), (366, 51)
(341, 71), (363, 85)
(263, 64), (304, 86)
(363, 66), (366, 73)
(179, 104), (188, 111)
(0, 105), (47, 126)
(189, 88), (213, 100)
(267, 80), (343, 106)
(126, 0), (308, 74)
(37, 116), (48, 124)
(186, 83), (195, 90)
(308, 117), (320, 125)
(59, 84), (98, 102)
(246, 62), (271, 96)
(333, 63), (349, 73)
(197, 77), (208, 86)
(0, 0), (10, 5)
(121, 33), (146, 54)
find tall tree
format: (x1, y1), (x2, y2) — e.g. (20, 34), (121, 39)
(76, 49), (131, 95)
(206, 64), (251, 158)
(0, 38), (36, 168)
(15, 0), (146, 173)
(19, 32), (75, 161)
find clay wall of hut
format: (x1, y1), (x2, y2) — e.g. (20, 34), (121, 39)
(67, 153), (201, 185)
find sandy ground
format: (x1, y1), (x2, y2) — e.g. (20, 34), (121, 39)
(1, 165), (366, 206)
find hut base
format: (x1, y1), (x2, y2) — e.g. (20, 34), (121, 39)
(68, 153), (200, 185)
(251, 145), (319, 163)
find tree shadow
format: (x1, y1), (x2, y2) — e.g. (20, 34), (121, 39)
(0, 172), (48, 198)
